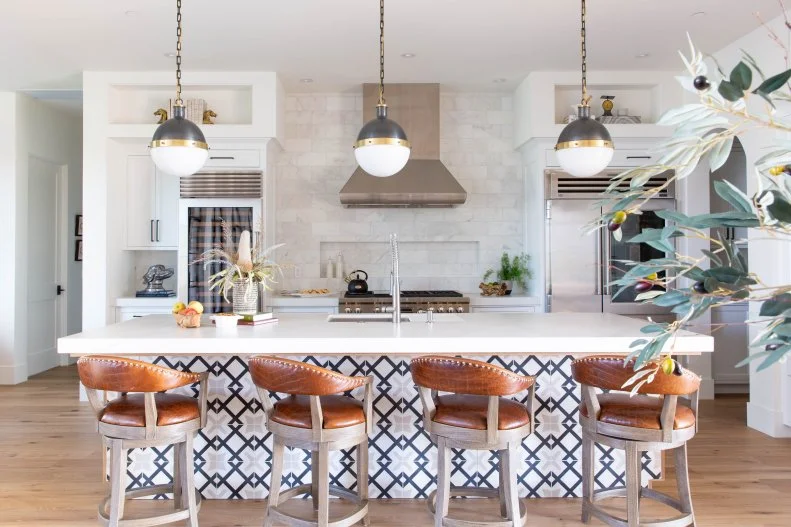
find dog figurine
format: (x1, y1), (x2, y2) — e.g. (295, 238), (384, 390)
(202, 109), (217, 124)
(154, 108), (168, 124)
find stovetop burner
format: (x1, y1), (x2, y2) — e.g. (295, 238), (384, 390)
(344, 290), (463, 299)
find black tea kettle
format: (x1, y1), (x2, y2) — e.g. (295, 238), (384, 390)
(346, 270), (369, 294)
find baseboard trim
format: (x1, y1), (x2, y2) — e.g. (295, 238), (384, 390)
(747, 402), (791, 438)
(27, 348), (60, 377)
(714, 383), (749, 395)
(0, 363), (28, 385)
(699, 378), (715, 400)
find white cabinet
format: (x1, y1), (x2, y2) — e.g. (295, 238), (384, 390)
(203, 149), (261, 168)
(125, 155), (179, 249)
(711, 304), (749, 393)
(115, 307), (172, 323)
(545, 149), (655, 169)
(470, 306), (537, 314)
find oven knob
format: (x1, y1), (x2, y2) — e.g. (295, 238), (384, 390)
(456, 306), (464, 313)
(438, 306), (445, 313)
(344, 308), (352, 314)
(448, 307), (456, 313)
(375, 307), (381, 313)
(418, 310), (426, 314)
(354, 307), (361, 314)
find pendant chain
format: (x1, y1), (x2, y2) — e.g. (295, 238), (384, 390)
(580, 0), (590, 106)
(175, 0), (183, 106)
(378, 0), (386, 106)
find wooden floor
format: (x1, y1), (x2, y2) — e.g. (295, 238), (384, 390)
(1, 367), (790, 527)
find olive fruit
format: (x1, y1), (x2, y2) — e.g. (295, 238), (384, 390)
(693, 281), (707, 294)
(769, 165), (788, 176)
(635, 280), (653, 293)
(607, 220), (622, 232)
(661, 357), (675, 376)
(612, 210), (628, 224)
(673, 361), (684, 376)
(646, 272), (658, 281)
(693, 75), (711, 91)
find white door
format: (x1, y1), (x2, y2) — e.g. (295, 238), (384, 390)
(126, 155), (157, 248)
(27, 157), (65, 376)
(155, 170), (180, 248)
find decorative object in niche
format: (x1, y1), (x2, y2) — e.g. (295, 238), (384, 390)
(154, 108), (168, 124)
(601, 95), (615, 116)
(483, 252), (531, 295)
(202, 109), (217, 124)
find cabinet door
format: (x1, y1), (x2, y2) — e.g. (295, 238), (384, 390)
(155, 171), (180, 248)
(126, 156), (157, 248)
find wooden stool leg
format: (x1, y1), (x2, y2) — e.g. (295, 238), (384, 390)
(504, 442), (522, 527)
(265, 437), (284, 527)
(498, 449), (508, 518)
(357, 439), (370, 527)
(108, 439), (127, 527)
(581, 433), (594, 523)
(674, 443), (695, 523)
(318, 442), (330, 527)
(435, 437), (451, 527)
(311, 450), (320, 511)
(625, 443), (640, 527)
(180, 432), (199, 527)
(173, 442), (183, 509)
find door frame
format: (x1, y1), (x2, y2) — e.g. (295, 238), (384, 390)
(56, 164), (69, 366)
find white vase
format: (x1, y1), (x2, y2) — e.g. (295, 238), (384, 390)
(232, 280), (259, 315)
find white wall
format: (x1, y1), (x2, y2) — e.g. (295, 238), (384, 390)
(712, 12), (791, 437)
(0, 93), (82, 384)
(276, 91), (524, 293)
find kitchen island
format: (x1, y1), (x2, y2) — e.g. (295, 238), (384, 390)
(58, 313), (712, 500)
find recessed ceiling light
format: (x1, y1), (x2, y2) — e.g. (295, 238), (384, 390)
(691, 11), (706, 17)
(401, 53), (416, 58)
(124, 10), (138, 16)
(164, 52), (177, 58)
(300, 78), (314, 84)
(493, 78), (508, 83)
(636, 53), (650, 59)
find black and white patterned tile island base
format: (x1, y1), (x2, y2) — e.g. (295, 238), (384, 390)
(125, 355), (660, 499)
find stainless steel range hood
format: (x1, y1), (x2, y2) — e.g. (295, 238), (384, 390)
(340, 83), (467, 208)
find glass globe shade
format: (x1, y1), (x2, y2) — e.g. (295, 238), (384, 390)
(556, 146), (614, 178)
(354, 144), (411, 178)
(150, 145), (209, 177)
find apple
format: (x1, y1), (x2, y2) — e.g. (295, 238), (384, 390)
(187, 301), (204, 314)
(183, 308), (198, 316)
(172, 301), (186, 314)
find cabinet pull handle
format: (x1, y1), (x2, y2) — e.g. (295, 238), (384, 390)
(150, 220), (155, 242)
(210, 156), (235, 160)
(626, 155), (652, 160)
(156, 220), (160, 242)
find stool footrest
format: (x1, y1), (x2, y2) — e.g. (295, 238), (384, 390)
(98, 484), (202, 527)
(428, 486), (527, 527)
(269, 485), (368, 527)
(585, 486), (694, 527)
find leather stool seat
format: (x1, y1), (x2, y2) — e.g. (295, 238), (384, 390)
(579, 393), (696, 430)
(270, 395), (365, 429)
(99, 393), (201, 427)
(433, 394), (531, 430)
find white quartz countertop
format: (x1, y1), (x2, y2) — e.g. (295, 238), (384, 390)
(58, 313), (712, 357)
(268, 293), (541, 307)
(115, 297), (176, 307)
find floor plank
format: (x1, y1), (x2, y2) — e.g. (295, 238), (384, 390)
(1, 366), (790, 526)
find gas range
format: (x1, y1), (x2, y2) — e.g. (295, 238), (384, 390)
(341, 290), (470, 314)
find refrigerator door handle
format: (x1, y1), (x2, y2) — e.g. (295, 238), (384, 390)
(594, 229), (603, 295)
(603, 231), (612, 296)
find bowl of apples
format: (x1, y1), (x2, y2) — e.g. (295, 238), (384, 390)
(172, 301), (204, 328)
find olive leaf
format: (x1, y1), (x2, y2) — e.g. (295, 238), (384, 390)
(718, 80), (744, 102)
(753, 68), (791, 95)
(729, 61), (753, 91)
(760, 294), (791, 317)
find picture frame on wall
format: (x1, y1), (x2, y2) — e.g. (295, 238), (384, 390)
(75, 239), (83, 262)
(75, 214), (83, 237)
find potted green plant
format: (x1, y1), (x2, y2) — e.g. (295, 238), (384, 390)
(484, 252), (531, 296)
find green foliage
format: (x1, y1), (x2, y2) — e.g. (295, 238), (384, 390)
(593, 36), (791, 374)
(484, 252), (532, 290)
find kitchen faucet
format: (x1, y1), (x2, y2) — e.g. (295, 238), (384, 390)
(390, 233), (401, 326)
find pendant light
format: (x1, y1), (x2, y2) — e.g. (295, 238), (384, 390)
(150, 0), (208, 176)
(353, 0), (411, 178)
(555, 0), (614, 178)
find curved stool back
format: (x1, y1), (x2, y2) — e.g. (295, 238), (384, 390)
(249, 356), (373, 527)
(78, 356), (207, 527)
(572, 355), (701, 527)
(411, 356), (536, 527)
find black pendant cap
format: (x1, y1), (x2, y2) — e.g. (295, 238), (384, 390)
(556, 105), (613, 150)
(151, 105), (208, 148)
(354, 105), (410, 148)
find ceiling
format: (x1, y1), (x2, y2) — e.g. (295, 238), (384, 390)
(1, 0), (784, 93)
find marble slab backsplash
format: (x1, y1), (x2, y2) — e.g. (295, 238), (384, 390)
(275, 91), (523, 294)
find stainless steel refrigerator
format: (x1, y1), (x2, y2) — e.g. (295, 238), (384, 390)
(544, 170), (677, 320)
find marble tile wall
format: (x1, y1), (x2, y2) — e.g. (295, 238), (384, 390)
(276, 91), (524, 293)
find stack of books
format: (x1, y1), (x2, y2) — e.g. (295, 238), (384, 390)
(238, 312), (278, 326)
(168, 98), (206, 124)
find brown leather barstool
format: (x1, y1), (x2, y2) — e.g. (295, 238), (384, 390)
(77, 356), (207, 527)
(249, 356), (373, 527)
(572, 356), (701, 527)
(410, 356), (536, 527)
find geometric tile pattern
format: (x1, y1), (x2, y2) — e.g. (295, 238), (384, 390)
(122, 355), (659, 499)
